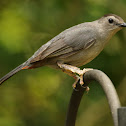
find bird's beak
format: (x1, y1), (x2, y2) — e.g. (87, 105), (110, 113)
(117, 23), (126, 27)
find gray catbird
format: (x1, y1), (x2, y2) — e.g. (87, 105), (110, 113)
(0, 14), (126, 87)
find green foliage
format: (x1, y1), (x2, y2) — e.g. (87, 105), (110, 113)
(0, 0), (126, 126)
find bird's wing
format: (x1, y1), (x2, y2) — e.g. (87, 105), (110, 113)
(30, 25), (96, 63)
(29, 38), (68, 63)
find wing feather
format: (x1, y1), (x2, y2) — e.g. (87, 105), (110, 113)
(30, 23), (96, 63)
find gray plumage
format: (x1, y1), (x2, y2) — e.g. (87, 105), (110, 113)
(0, 14), (126, 85)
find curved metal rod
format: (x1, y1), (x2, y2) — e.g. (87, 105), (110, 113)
(65, 69), (121, 126)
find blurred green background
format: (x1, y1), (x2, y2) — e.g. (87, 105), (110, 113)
(0, 0), (126, 126)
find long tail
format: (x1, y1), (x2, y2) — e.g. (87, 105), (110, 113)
(0, 63), (26, 85)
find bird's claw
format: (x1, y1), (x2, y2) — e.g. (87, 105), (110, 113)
(81, 85), (90, 93)
(72, 77), (79, 91)
(79, 68), (93, 85)
(72, 68), (93, 91)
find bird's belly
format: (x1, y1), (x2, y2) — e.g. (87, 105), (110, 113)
(46, 42), (104, 69)
(63, 45), (103, 67)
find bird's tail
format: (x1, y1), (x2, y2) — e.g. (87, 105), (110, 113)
(0, 63), (26, 85)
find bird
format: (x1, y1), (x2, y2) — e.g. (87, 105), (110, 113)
(0, 14), (126, 88)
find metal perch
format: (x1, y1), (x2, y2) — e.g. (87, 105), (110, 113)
(65, 69), (121, 126)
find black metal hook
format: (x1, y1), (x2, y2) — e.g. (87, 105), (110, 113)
(65, 69), (121, 126)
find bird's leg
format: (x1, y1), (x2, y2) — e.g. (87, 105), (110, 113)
(57, 62), (81, 88)
(57, 62), (93, 88)
(62, 70), (80, 89)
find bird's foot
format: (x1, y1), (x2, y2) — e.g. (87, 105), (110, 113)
(57, 62), (93, 89)
(79, 68), (93, 85)
(81, 85), (90, 93)
(72, 76), (80, 91)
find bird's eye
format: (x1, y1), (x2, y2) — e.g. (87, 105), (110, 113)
(108, 18), (114, 23)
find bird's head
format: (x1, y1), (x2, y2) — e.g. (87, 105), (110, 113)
(98, 14), (126, 32)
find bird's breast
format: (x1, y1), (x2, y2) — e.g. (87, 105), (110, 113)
(62, 40), (104, 67)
